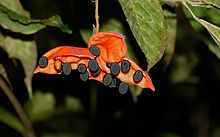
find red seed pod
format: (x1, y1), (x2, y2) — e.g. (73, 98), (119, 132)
(117, 56), (155, 91)
(95, 56), (155, 91)
(88, 32), (127, 63)
(34, 46), (94, 74)
(34, 32), (155, 91)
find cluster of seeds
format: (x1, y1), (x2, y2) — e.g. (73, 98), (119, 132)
(38, 45), (143, 94)
(89, 45), (143, 94)
(35, 32), (155, 93)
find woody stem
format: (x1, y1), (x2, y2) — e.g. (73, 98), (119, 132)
(0, 77), (36, 137)
(94, 0), (99, 33)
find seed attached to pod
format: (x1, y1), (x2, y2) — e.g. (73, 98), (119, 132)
(103, 73), (112, 86)
(109, 78), (117, 88)
(91, 67), (101, 76)
(110, 63), (120, 76)
(89, 45), (100, 56)
(119, 82), (128, 94)
(133, 70), (143, 82)
(121, 60), (130, 73)
(62, 63), (72, 75)
(77, 63), (86, 74)
(106, 62), (112, 68)
(80, 70), (89, 81)
(88, 59), (98, 72)
(39, 56), (48, 68)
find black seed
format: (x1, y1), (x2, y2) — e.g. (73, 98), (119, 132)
(62, 63), (71, 75)
(39, 56), (48, 68)
(119, 82), (128, 94)
(88, 59), (98, 72)
(109, 78), (117, 88)
(89, 45), (100, 56)
(106, 62), (112, 68)
(121, 60), (130, 73)
(110, 63), (120, 76)
(77, 63), (86, 73)
(103, 73), (112, 86)
(133, 70), (143, 82)
(91, 67), (101, 76)
(80, 71), (89, 81)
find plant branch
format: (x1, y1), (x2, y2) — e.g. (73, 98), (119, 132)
(93, 0), (99, 33)
(0, 77), (36, 137)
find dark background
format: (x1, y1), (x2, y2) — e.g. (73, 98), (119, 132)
(1, 0), (220, 137)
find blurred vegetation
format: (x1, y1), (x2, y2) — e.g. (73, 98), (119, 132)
(0, 0), (220, 137)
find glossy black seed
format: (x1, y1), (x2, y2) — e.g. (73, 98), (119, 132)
(133, 70), (143, 82)
(39, 56), (48, 68)
(80, 71), (89, 81)
(121, 60), (130, 73)
(89, 45), (100, 56)
(103, 73), (112, 86)
(119, 82), (128, 94)
(62, 63), (71, 75)
(110, 63), (120, 76)
(88, 59), (98, 72)
(106, 62), (112, 68)
(109, 78), (116, 88)
(91, 67), (101, 76)
(77, 63), (86, 73)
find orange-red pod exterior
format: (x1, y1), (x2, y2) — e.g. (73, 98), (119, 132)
(34, 46), (95, 74)
(96, 56), (155, 91)
(34, 36), (155, 91)
(88, 32), (127, 63)
(118, 56), (155, 91)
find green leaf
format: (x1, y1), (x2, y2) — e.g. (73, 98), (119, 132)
(160, 0), (181, 7)
(119, 0), (167, 70)
(0, 64), (10, 84)
(0, 107), (25, 135)
(187, 0), (220, 9)
(41, 15), (72, 34)
(0, 32), (9, 83)
(0, 36), (37, 98)
(0, 3), (44, 34)
(183, 4), (220, 26)
(0, 3), (72, 34)
(184, 2), (220, 47)
(183, 4), (220, 31)
(24, 91), (55, 121)
(207, 8), (220, 26)
(206, 0), (220, 8)
(0, 29), (3, 44)
(206, 39), (220, 59)
(0, 0), (29, 16)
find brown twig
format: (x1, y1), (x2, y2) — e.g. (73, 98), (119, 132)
(0, 77), (36, 137)
(92, 0), (99, 33)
